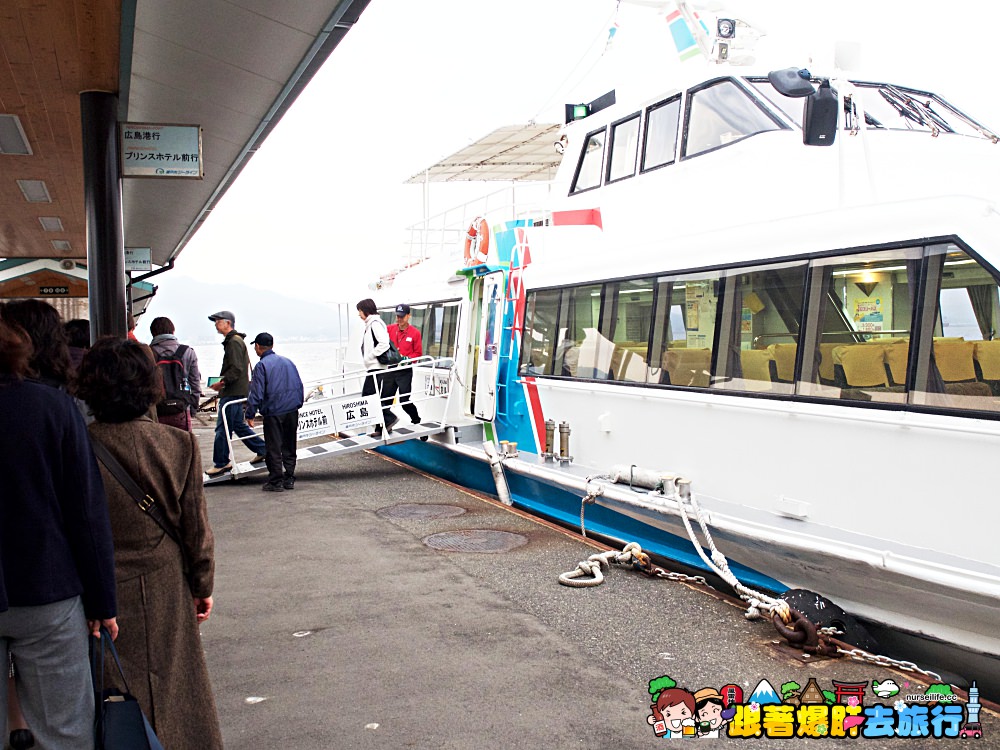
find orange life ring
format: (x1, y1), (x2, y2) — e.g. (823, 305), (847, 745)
(463, 216), (490, 266)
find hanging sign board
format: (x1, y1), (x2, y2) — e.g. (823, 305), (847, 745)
(120, 123), (203, 178)
(124, 247), (152, 272)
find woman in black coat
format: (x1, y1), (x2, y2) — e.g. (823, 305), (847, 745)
(0, 319), (118, 749)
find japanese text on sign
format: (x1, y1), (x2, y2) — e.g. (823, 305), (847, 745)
(121, 123), (203, 178)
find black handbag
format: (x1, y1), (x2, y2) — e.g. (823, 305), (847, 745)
(91, 628), (164, 750)
(372, 329), (403, 366)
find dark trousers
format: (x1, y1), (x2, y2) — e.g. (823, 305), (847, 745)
(213, 396), (267, 467)
(381, 368), (420, 423)
(263, 410), (298, 485)
(362, 372), (397, 428)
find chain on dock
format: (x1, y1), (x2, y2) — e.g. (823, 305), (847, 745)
(563, 474), (943, 683)
(558, 542), (710, 588)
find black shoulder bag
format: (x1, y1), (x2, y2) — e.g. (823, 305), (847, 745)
(372, 327), (403, 366)
(91, 440), (188, 570)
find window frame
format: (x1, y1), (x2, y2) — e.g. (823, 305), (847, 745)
(640, 94), (682, 175)
(605, 111), (642, 185)
(570, 125), (609, 195)
(680, 77), (789, 161)
(515, 236), (1000, 420)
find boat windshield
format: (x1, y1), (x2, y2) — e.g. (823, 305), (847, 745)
(746, 77), (997, 140)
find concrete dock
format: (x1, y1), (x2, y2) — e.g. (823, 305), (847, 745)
(195, 425), (999, 748)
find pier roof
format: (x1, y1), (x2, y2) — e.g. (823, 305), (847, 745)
(0, 0), (370, 268)
(405, 123), (562, 183)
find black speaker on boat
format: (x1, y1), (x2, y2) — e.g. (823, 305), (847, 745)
(803, 80), (838, 146)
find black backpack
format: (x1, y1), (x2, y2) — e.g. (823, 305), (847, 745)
(156, 345), (198, 416)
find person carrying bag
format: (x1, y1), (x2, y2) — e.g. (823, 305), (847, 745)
(76, 338), (224, 750)
(91, 628), (163, 750)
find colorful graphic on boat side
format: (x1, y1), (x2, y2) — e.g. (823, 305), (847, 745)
(492, 220), (543, 453)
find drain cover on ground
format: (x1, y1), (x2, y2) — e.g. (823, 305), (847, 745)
(422, 529), (528, 553)
(377, 503), (467, 520)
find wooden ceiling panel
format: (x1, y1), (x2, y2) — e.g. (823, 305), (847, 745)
(0, 0), (117, 259)
(2, 0), (370, 268)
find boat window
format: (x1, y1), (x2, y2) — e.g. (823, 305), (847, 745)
(554, 284), (602, 378)
(711, 262), (808, 395)
(571, 128), (606, 193)
(909, 245), (1000, 412)
(745, 78), (803, 127)
(519, 288), (561, 376)
(603, 278), (655, 383)
(851, 84), (987, 137)
(641, 96), (680, 172)
(797, 247), (922, 404)
(420, 301), (460, 360)
(607, 114), (640, 183)
(683, 79), (783, 159)
(515, 241), (1000, 418)
(650, 271), (721, 387)
(747, 77), (993, 138)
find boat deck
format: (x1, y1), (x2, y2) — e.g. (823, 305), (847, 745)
(193, 423), (999, 747)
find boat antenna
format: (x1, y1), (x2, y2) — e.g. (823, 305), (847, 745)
(529, 4), (620, 124)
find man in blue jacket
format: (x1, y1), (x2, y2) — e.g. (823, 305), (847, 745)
(246, 332), (304, 492)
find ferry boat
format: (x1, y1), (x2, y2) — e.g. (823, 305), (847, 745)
(345, 2), (1000, 693)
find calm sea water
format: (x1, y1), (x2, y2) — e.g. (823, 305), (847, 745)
(191, 340), (346, 386)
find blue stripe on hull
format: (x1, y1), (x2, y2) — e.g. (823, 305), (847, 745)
(379, 441), (785, 593)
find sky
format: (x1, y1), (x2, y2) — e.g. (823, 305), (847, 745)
(144, 0), (1000, 321)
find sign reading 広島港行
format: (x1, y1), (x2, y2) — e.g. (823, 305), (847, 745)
(124, 247), (152, 272)
(120, 123), (203, 179)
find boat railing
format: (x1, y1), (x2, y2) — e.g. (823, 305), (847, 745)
(219, 356), (457, 460)
(750, 330), (911, 348)
(403, 184), (550, 265)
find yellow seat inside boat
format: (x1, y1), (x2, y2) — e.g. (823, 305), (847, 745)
(933, 340), (977, 382)
(766, 343), (797, 382)
(662, 348), (711, 387)
(832, 344), (889, 387)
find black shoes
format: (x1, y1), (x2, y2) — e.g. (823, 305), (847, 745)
(9, 729), (35, 750)
(370, 415), (400, 438)
(282, 477), (295, 490)
(261, 482), (283, 492)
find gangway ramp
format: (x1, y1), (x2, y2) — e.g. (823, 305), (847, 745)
(204, 357), (455, 485)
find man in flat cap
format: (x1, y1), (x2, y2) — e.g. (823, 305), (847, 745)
(245, 333), (304, 492)
(206, 310), (267, 475)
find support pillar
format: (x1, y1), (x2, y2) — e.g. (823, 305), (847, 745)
(81, 91), (126, 340)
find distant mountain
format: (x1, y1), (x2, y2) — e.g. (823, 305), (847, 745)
(138, 276), (350, 345)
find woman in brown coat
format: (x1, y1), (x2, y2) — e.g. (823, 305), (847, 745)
(77, 338), (223, 750)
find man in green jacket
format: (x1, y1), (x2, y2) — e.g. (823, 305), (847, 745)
(206, 310), (267, 476)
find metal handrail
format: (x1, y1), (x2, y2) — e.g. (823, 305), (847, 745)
(221, 356), (457, 458)
(403, 185), (550, 265)
(751, 330), (911, 348)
